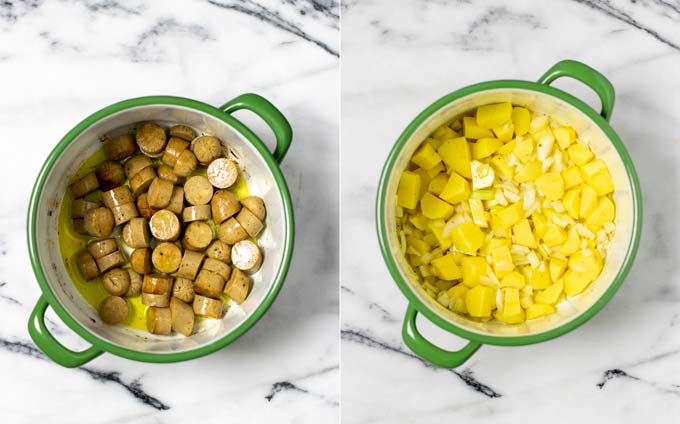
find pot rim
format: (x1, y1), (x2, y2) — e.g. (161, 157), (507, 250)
(27, 95), (295, 362)
(376, 80), (642, 346)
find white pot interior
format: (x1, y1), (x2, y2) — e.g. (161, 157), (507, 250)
(385, 89), (636, 337)
(35, 104), (288, 353)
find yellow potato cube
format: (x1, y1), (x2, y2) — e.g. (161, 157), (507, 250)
(501, 271), (526, 289)
(431, 254), (463, 281)
(473, 138), (503, 159)
(451, 222), (485, 255)
(542, 223), (566, 246)
(421, 193), (454, 220)
(406, 236), (430, 256)
(498, 138), (517, 155)
(427, 173), (449, 195)
(530, 115), (549, 132)
(426, 162), (445, 178)
(579, 184), (598, 218)
(491, 245), (515, 278)
(494, 201), (524, 229)
(432, 125), (458, 140)
(490, 155), (514, 180)
(535, 172), (565, 201)
(512, 107), (531, 136)
(494, 308), (525, 324)
(439, 172), (471, 205)
(480, 237), (511, 256)
(525, 303), (556, 320)
(411, 143), (442, 170)
(397, 170), (421, 209)
(461, 256), (488, 287)
(464, 116), (494, 139)
(428, 219), (452, 250)
(561, 227), (581, 255)
(514, 136), (534, 163)
(586, 196), (615, 226)
(567, 143), (594, 166)
(477, 102), (512, 129)
(562, 166), (585, 189)
(520, 294), (533, 309)
(465, 285), (496, 317)
(515, 160), (543, 182)
(437, 137), (472, 179)
(549, 258), (567, 282)
(529, 265), (552, 290)
(589, 169), (615, 196)
(412, 168), (431, 199)
(553, 126), (576, 150)
(563, 269), (592, 296)
(503, 288), (522, 316)
(446, 284), (469, 313)
(534, 279), (563, 305)
(581, 159), (606, 178)
(512, 219), (537, 248)
(569, 249), (603, 281)
(422, 233), (438, 247)
(531, 213), (549, 238)
(423, 137), (444, 151)
(563, 189), (581, 219)
(408, 213), (430, 231)
(469, 199), (488, 227)
(492, 122), (514, 142)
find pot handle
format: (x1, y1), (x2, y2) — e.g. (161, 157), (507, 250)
(28, 295), (102, 368)
(537, 60), (615, 122)
(220, 93), (293, 164)
(402, 304), (481, 368)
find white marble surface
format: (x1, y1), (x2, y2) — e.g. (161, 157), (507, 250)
(341, 0), (680, 422)
(0, 0), (338, 422)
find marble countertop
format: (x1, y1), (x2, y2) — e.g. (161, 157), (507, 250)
(0, 0), (338, 423)
(341, 0), (680, 422)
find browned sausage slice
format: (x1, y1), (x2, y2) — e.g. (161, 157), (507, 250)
(162, 137), (190, 167)
(83, 207), (115, 237)
(194, 270), (225, 298)
(193, 294), (223, 319)
(125, 269), (143, 297)
(101, 186), (134, 209)
(110, 202), (139, 226)
(184, 176), (213, 205)
(70, 173), (99, 198)
(167, 186), (184, 215)
(241, 196), (266, 221)
(87, 238), (118, 259)
(170, 297), (194, 336)
(147, 177), (174, 209)
(207, 158), (239, 189)
(173, 149), (197, 177)
(106, 134), (137, 161)
(152, 242), (183, 273)
(129, 166), (156, 196)
(122, 217), (151, 248)
(136, 122), (167, 157)
(182, 221), (213, 251)
(72, 218), (87, 235)
(231, 240), (262, 274)
(235, 207), (264, 237)
(146, 306), (171, 335)
(124, 155), (153, 179)
(149, 209), (181, 241)
(130, 247), (152, 274)
(96, 250), (126, 273)
(102, 268), (131, 296)
(211, 190), (240, 224)
(142, 292), (170, 307)
(136, 193), (157, 220)
(177, 250), (205, 280)
(217, 218), (248, 244)
(202, 258), (231, 281)
(206, 240), (231, 263)
(76, 250), (99, 280)
(169, 125), (195, 141)
(157, 165), (182, 184)
(191, 136), (222, 164)
(95, 161), (125, 191)
(142, 273), (174, 295)
(224, 268), (251, 304)
(182, 205), (211, 222)
(100, 296), (129, 324)
(172, 277), (195, 303)
(71, 199), (100, 219)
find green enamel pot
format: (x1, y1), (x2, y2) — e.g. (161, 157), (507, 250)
(377, 60), (642, 368)
(27, 94), (294, 367)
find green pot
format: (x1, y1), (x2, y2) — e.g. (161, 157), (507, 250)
(377, 60), (642, 368)
(27, 94), (294, 367)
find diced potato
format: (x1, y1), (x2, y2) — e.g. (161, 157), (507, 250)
(526, 303), (556, 320)
(412, 168), (431, 199)
(562, 166), (585, 189)
(569, 249), (603, 281)
(408, 213), (430, 231)
(446, 284), (469, 313)
(494, 201), (524, 229)
(563, 269), (592, 296)
(535, 172), (564, 201)
(589, 168), (615, 196)
(494, 308), (525, 324)
(498, 138), (517, 155)
(464, 116), (494, 139)
(439, 172), (471, 204)
(561, 227), (581, 255)
(437, 137), (472, 179)
(512, 219), (537, 248)
(534, 279), (563, 305)
(406, 235), (430, 256)
(568, 144), (594, 165)
(536, 129), (555, 161)
(530, 115), (549, 132)
(491, 245), (515, 278)
(469, 199), (488, 227)
(428, 173), (448, 195)
(549, 258), (567, 282)
(514, 136), (534, 163)
(476, 103), (512, 129)
(470, 161), (495, 190)
(542, 223), (566, 246)
(451, 222), (485, 255)
(553, 126), (575, 149)
(579, 184), (598, 218)
(473, 138), (503, 160)
(411, 143), (442, 170)
(431, 254), (462, 281)
(502, 288), (521, 316)
(490, 155), (514, 180)
(423, 137), (443, 151)
(581, 159), (606, 178)
(512, 107), (531, 136)
(465, 285), (496, 317)
(421, 193), (454, 220)
(428, 219), (452, 250)
(563, 189), (581, 219)
(501, 271), (526, 288)
(529, 265), (551, 290)
(422, 233), (438, 247)
(461, 256), (488, 287)
(586, 196), (615, 226)
(397, 171), (420, 209)
(515, 160), (543, 182)
(531, 213), (549, 238)
(480, 237), (511, 256)
(492, 122), (514, 142)
(432, 125), (458, 140)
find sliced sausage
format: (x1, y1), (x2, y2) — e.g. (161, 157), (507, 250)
(100, 295), (129, 324)
(162, 137), (190, 167)
(206, 240), (231, 263)
(173, 149), (197, 177)
(136, 122), (167, 157)
(241, 196), (266, 221)
(149, 209), (181, 241)
(146, 306), (171, 335)
(169, 125), (195, 141)
(231, 240), (262, 274)
(152, 242), (183, 274)
(170, 297), (194, 336)
(136, 193), (157, 220)
(83, 207), (114, 237)
(110, 202), (139, 226)
(101, 186), (134, 209)
(182, 204), (211, 222)
(177, 250), (205, 280)
(122, 217), (151, 248)
(72, 218), (87, 235)
(224, 268), (251, 304)
(130, 247), (152, 274)
(102, 268), (131, 296)
(125, 269), (143, 297)
(76, 250), (99, 280)
(70, 173), (99, 198)
(172, 277), (195, 303)
(211, 190), (240, 224)
(182, 221), (213, 251)
(207, 158), (239, 189)
(193, 294), (223, 319)
(129, 166), (156, 196)
(124, 155), (153, 179)
(194, 270), (225, 298)
(147, 177), (174, 209)
(157, 164), (182, 184)
(217, 218), (248, 244)
(167, 186), (184, 215)
(142, 292), (170, 308)
(184, 176), (213, 205)
(87, 238), (118, 259)
(142, 273), (173, 295)
(191, 135), (222, 164)
(95, 161), (125, 191)
(235, 207), (264, 237)
(202, 257), (231, 281)
(71, 199), (99, 219)
(96, 250), (126, 273)
(106, 134), (137, 161)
